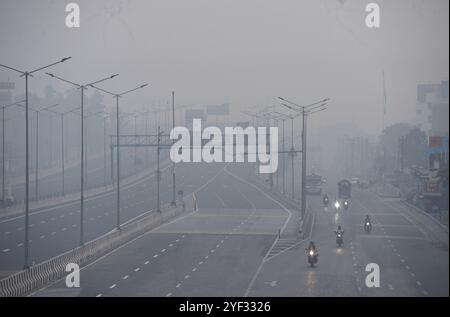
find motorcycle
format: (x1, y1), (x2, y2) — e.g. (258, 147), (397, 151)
(323, 196), (329, 206)
(336, 232), (343, 247)
(364, 221), (372, 233)
(343, 200), (349, 210)
(334, 200), (340, 210)
(306, 248), (318, 267)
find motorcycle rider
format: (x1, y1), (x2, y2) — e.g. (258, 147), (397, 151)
(364, 215), (372, 231)
(335, 225), (344, 236)
(323, 193), (329, 205)
(306, 241), (317, 253)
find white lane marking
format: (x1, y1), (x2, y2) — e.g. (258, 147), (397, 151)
(17, 227), (23, 231)
(51, 231), (56, 235)
(40, 235), (45, 239)
(405, 265), (410, 270)
(169, 244), (173, 247)
(388, 284), (394, 290)
(184, 275), (190, 279)
(62, 227), (67, 231)
(211, 249), (215, 253)
(3, 248), (10, 252)
(416, 281), (421, 286)
(17, 243), (23, 247)
(216, 244), (220, 248)
(3, 231), (10, 235)
(153, 254), (158, 258)
(134, 268), (140, 272)
(144, 261), (149, 265)
(205, 255), (209, 259)
(176, 283), (181, 288)
(96, 294), (102, 297)
(40, 221), (46, 224)
(192, 268), (197, 272)
(123, 275), (129, 280)
(109, 284), (116, 289)
(161, 249), (166, 253)
(175, 239), (180, 243)
(72, 224), (76, 228)
(182, 235), (186, 238)
(199, 261), (203, 265)
(423, 290), (428, 296)
(166, 293), (172, 297)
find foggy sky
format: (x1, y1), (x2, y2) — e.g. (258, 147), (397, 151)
(0, 0), (448, 136)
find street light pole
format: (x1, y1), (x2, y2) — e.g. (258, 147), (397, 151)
(46, 72), (118, 245)
(88, 83), (149, 230)
(157, 126), (161, 213)
(0, 58), (71, 269)
(279, 96), (329, 220)
(1, 101), (25, 201)
(171, 91), (176, 206)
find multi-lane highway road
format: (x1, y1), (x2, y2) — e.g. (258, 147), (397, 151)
(26, 163), (448, 297)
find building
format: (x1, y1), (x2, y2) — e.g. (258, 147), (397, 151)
(416, 80), (449, 136)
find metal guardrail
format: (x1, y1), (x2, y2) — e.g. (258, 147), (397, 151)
(0, 202), (185, 297)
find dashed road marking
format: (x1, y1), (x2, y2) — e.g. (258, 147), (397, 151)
(109, 284), (117, 289)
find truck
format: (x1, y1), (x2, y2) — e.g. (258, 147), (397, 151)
(338, 179), (351, 200)
(306, 174), (323, 195)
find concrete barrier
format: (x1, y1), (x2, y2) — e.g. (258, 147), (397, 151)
(0, 201), (185, 297)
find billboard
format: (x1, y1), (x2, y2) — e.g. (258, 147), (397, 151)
(185, 109), (206, 122)
(206, 103), (230, 116)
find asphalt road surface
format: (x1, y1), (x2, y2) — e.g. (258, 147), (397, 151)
(31, 163), (448, 297)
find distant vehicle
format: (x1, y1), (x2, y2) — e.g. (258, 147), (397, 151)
(358, 180), (370, 189)
(338, 179), (351, 200)
(306, 174), (323, 195)
(350, 177), (359, 185)
(306, 186), (322, 195)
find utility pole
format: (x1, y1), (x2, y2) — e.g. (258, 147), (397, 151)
(46, 71), (117, 245)
(291, 117), (295, 200)
(301, 108), (307, 220)
(282, 118), (286, 195)
(88, 82), (148, 230)
(171, 91), (176, 205)
(157, 126), (161, 213)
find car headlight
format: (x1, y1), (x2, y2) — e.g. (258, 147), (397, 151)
(309, 250), (314, 256)
(334, 201), (340, 208)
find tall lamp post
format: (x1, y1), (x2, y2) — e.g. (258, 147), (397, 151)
(46, 72), (118, 245)
(1, 100), (25, 201)
(279, 97), (329, 220)
(45, 106), (80, 196)
(171, 91), (176, 206)
(88, 83), (148, 230)
(0, 57), (71, 268)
